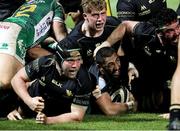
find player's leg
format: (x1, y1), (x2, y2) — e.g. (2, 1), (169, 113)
(0, 22), (24, 90)
(168, 38), (180, 130)
(0, 22), (25, 117)
(168, 70), (180, 130)
(0, 54), (23, 90)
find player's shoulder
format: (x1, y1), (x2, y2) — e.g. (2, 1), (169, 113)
(134, 22), (155, 35)
(106, 16), (121, 27)
(78, 65), (97, 85)
(37, 55), (56, 68)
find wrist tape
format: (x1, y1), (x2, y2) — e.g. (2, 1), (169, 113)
(126, 101), (135, 110)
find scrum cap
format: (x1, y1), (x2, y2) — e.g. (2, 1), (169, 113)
(56, 42), (81, 63)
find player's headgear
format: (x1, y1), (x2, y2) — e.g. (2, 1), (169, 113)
(56, 40), (81, 65)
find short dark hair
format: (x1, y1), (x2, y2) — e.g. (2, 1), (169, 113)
(95, 47), (116, 65)
(149, 8), (178, 29)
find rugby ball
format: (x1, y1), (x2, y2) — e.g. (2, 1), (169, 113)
(111, 87), (130, 103)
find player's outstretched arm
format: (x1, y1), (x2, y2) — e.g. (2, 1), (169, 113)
(36, 104), (87, 124)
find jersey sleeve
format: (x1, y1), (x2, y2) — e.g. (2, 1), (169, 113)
(72, 66), (96, 106)
(25, 55), (55, 80)
(133, 22), (155, 36)
(116, 0), (136, 21)
(53, 1), (66, 23)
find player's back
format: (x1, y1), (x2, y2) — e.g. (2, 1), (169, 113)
(3, 0), (64, 45)
(4, 0), (60, 27)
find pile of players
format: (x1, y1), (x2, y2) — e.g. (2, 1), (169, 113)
(0, 0), (180, 129)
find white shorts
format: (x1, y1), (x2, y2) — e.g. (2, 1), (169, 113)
(0, 22), (25, 64)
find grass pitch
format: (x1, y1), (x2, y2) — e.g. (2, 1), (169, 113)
(0, 113), (168, 130)
(0, 0), (179, 130)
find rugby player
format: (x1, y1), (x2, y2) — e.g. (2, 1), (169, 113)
(0, 0), (67, 116)
(7, 44), (95, 124)
(89, 47), (137, 115)
(94, 8), (180, 112)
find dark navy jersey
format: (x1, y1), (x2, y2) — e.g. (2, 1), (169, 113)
(116, 0), (167, 21)
(23, 55), (95, 116)
(88, 56), (130, 114)
(0, 0), (25, 20)
(126, 22), (177, 88)
(122, 22), (176, 112)
(58, 16), (120, 67)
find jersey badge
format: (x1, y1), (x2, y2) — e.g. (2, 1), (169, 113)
(141, 5), (147, 11)
(148, 0), (155, 4)
(87, 49), (93, 57)
(66, 90), (73, 97)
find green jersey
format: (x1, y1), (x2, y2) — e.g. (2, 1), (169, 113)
(4, 0), (65, 47)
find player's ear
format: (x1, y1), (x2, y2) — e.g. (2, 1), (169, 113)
(97, 64), (105, 75)
(83, 13), (87, 19)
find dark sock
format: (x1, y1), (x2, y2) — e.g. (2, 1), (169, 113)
(170, 105), (180, 122)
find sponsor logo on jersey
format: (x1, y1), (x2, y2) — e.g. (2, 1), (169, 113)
(0, 25), (10, 30)
(95, 43), (101, 47)
(141, 5), (147, 11)
(26, 0), (45, 4)
(66, 90), (73, 97)
(139, 9), (151, 16)
(87, 49), (92, 57)
(17, 40), (26, 58)
(52, 79), (62, 87)
(34, 11), (53, 42)
(0, 43), (8, 49)
(148, 0), (155, 4)
(39, 76), (46, 86)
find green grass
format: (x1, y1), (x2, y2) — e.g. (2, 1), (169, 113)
(1, 0), (178, 130)
(0, 113), (168, 130)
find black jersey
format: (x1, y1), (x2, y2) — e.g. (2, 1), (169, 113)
(132, 22), (177, 80)
(0, 0), (25, 20)
(116, 0), (167, 21)
(124, 22), (177, 100)
(88, 56), (130, 114)
(58, 16), (120, 67)
(22, 55), (95, 116)
(123, 22), (176, 112)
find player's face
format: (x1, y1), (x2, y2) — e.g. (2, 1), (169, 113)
(62, 56), (82, 79)
(102, 53), (121, 78)
(84, 8), (107, 32)
(161, 21), (180, 44)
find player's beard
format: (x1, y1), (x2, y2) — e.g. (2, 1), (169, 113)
(162, 34), (178, 46)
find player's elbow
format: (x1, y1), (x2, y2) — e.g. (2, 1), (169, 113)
(102, 106), (119, 116)
(73, 114), (84, 122)
(104, 110), (118, 116)
(72, 111), (85, 122)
